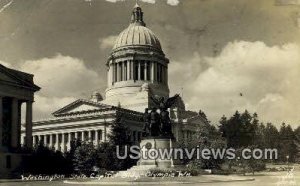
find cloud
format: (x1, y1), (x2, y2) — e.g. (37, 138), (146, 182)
(140, 0), (155, 4)
(19, 54), (103, 119)
(0, 61), (12, 68)
(99, 35), (118, 50)
(104, 0), (179, 6)
(169, 41), (300, 127)
(167, 0), (179, 6)
(275, 0), (300, 5)
(0, 0), (13, 13)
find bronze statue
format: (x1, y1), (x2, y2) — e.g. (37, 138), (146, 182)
(142, 108), (151, 136)
(149, 107), (161, 136)
(146, 94), (179, 137)
(150, 94), (180, 111)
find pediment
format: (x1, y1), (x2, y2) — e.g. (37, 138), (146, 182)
(52, 99), (113, 116)
(0, 64), (40, 90)
(0, 70), (18, 83)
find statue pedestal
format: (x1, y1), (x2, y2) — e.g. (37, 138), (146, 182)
(138, 136), (175, 169)
(115, 136), (182, 178)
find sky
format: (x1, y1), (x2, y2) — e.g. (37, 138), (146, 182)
(0, 0), (300, 127)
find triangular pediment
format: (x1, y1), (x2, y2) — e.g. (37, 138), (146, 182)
(52, 99), (114, 116)
(0, 64), (40, 91)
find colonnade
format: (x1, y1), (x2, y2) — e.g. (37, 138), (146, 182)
(0, 97), (33, 150)
(108, 60), (168, 85)
(31, 129), (104, 152)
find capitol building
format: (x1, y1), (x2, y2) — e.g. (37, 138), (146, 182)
(21, 3), (207, 152)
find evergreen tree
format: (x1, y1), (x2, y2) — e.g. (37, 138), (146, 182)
(279, 123), (297, 162)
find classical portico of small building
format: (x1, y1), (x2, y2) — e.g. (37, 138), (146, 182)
(0, 64), (40, 178)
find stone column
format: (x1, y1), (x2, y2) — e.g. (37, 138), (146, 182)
(75, 132), (78, 140)
(122, 62), (126, 81)
(103, 128), (106, 142)
(126, 61), (130, 81)
(150, 62), (154, 82)
(55, 134), (59, 151)
(39, 135), (43, 144)
(154, 62), (157, 82)
(116, 63), (120, 82)
(88, 130), (92, 142)
(144, 61), (147, 80)
(131, 60), (134, 80)
(67, 133), (71, 151)
(81, 131), (85, 141)
(138, 61), (141, 80)
(50, 134), (53, 149)
(11, 98), (19, 148)
(62, 133), (66, 152)
(111, 63), (114, 85)
(25, 101), (33, 148)
(0, 96), (2, 148)
(44, 135), (47, 147)
(95, 130), (99, 145)
(107, 64), (111, 86)
(120, 62), (123, 81)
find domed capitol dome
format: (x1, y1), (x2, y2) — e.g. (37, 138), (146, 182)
(113, 24), (162, 51)
(104, 2), (170, 112)
(112, 3), (162, 52)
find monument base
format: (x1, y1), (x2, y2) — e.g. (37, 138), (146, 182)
(138, 136), (175, 168)
(115, 136), (179, 178)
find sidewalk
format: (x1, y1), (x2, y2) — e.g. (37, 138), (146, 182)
(63, 175), (255, 185)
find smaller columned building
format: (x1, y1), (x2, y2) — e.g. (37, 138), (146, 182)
(0, 64), (40, 178)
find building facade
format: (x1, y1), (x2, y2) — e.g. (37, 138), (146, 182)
(0, 64), (40, 178)
(23, 4), (207, 152)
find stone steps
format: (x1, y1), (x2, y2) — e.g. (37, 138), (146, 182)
(115, 165), (157, 178)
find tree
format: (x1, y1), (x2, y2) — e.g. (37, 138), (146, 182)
(108, 114), (131, 147)
(102, 113), (136, 170)
(219, 110), (256, 148)
(278, 123), (297, 162)
(179, 115), (226, 169)
(22, 142), (72, 175)
(73, 142), (96, 175)
(263, 123), (279, 149)
(234, 146), (266, 175)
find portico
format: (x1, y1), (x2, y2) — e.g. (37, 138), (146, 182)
(0, 64), (40, 178)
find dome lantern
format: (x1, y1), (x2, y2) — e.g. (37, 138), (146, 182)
(131, 2), (145, 26)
